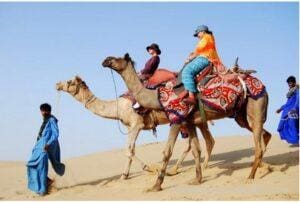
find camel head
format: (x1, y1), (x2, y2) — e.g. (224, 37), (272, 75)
(102, 53), (134, 73)
(56, 76), (89, 96)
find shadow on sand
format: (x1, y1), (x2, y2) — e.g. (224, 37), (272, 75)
(56, 146), (298, 191)
(168, 146), (299, 179)
(56, 171), (144, 191)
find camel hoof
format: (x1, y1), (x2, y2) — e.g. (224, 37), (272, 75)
(166, 167), (179, 176)
(146, 184), (162, 192)
(245, 178), (254, 184)
(188, 178), (201, 185)
(120, 174), (129, 180)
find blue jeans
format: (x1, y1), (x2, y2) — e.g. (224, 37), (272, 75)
(181, 56), (210, 93)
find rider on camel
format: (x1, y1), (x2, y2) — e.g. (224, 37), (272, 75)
(133, 43), (161, 109)
(181, 25), (224, 104)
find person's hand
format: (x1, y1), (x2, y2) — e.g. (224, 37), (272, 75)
(276, 109), (282, 114)
(44, 144), (50, 152)
(289, 109), (297, 114)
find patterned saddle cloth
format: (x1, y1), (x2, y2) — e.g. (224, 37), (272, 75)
(157, 69), (266, 124)
(197, 74), (265, 111)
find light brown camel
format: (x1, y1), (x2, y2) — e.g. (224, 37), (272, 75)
(102, 53), (272, 191)
(55, 76), (214, 180)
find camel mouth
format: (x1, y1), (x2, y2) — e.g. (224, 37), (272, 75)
(102, 57), (114, 68)
(102, 60), (111, 68)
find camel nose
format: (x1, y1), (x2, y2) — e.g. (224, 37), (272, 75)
(56, 82), (62, 91)
(102, 57), (113, 67)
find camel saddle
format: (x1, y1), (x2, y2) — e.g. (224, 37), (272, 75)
(156, 65), (265, 125)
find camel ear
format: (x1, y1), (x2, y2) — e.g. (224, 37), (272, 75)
(124, 53), (131, 62)
(75, 75), (82, 83)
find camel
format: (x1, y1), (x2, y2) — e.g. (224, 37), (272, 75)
(55, 76), (214, 180)
(102, 53), (272, 191)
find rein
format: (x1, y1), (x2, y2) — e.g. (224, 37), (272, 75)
(110, 69), (134, 135)
(84, 95), (96, 108)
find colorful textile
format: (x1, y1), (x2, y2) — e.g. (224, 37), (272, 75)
(27, 117), (65, 195)
(158, 85), (194, 124)
(194, 33), (223, 67)
(244, 75), (266, 99)
(197, 75), (265, 111)
(181, 56), (210, 93)
(277, 88), (299, 144)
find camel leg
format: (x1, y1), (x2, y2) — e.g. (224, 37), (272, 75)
(248, 120), (263, 179)
(235, 113), (271, 150)
(121, 123), (144, 180)
(197, 122), (215, 169)
(235, 105), (272, 169)
(247, 97), (267, 179)
(168, 122), (214, 175)
(187, 124), (202, 185)
(147, 124), (180, 192)
(236, 118), (272, 169)
(167, 137), (191, 176)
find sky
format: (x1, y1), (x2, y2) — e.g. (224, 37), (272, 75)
(0, 2), (298, 161)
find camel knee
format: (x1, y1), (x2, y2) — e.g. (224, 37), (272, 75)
(191, 148), (201, 159)
(254, 148), (263, 160)
(125, 149), (135, 157)
(211, 138), (215, 146)
(162, 150), (172, 162)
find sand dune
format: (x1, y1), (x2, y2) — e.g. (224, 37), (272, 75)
(0, 134), (298, 200)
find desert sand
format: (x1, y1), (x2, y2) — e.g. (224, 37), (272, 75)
(0, 134), (299, 200)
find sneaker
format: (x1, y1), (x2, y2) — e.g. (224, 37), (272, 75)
(133, 102), (141, 109)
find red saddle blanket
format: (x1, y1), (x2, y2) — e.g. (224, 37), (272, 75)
(157, 73), (266, 124)
(197, 74), (265, 111)
(158, 86), (195, 124)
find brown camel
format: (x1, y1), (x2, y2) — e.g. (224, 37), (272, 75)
(55, 76), (214, 180)
(102, 53), (272, 191)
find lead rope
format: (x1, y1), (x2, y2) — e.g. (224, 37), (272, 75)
(55, 91), (61, 118)
(110, 70), (158, 138)
(110, 69), (133, 135)
(51, 91), (78, 190)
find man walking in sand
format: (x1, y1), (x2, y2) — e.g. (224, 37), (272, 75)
(276, 76), (299, 145)
(27, 103), (65, 195)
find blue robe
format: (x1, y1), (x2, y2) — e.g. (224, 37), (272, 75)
(277, 89), (299, 144)
(27, 117), (65, 194)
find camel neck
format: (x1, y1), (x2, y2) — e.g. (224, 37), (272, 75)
(120, 62), (162, 110)
(73, 89), (119, 120)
